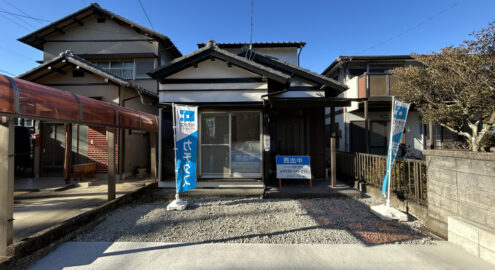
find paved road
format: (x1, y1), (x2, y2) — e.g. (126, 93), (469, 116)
(28, 241), (493, 270)
(13, 180), (152, 242)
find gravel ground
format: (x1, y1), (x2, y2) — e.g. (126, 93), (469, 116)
(76, 197), (432, 245)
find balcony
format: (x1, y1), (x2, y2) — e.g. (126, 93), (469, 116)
(357, 73), (400, 98)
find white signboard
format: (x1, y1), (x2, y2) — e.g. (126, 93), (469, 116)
(276, 156), (311, 179)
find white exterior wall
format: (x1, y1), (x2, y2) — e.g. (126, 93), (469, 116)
(43, 15), (159, 60)
(159, 60), (268, 103)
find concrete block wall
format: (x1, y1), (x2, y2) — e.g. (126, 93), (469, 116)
(448, 216), (495, 265)
(425, 150), (495, 236)
(425, 150), (495, 263)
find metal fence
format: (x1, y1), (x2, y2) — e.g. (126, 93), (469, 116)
(336, 152), (427, 205)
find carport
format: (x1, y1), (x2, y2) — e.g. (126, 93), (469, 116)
(0, 75), (158, 257)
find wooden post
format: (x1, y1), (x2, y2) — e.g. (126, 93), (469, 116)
(118, 128), (124, 180)
(150, 131), (157, 182)
(330, 106), (337, 188)
(63, 123), (72, 182)
(107, 127), (116, 201)
(364, 101), (369, 153)
(429, 121), (434, 149)
(0, 117), (14, 257)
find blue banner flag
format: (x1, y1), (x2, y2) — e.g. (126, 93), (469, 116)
(175, 105), (198, 193)
(382, 98), (410, 195)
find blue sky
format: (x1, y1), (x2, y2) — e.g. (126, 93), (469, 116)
(0, 0), (494, 76)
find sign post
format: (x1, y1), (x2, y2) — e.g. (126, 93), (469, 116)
(167, 104), (198, 211)
(371, 97), (410, 221)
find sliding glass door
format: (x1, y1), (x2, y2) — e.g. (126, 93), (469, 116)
(200, 111), (261, 178)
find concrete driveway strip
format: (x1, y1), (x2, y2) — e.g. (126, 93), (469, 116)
(28, 241), (493, 270)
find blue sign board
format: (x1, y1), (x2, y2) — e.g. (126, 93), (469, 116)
(276, 155), (311, 179)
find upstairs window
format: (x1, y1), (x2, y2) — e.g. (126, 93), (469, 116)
(93, 59), (155, 80)
(135, 58), (155, 78)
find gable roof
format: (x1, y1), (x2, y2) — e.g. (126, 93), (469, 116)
(18, 50), (157, 98)
(240, 48), (347, 94)
(148, 41), (291, 84)
(322, 55), (416, 76)
(197, 41), (306, 49)
(17, 3), (181, 58)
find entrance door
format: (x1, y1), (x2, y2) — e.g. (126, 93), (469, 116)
(41, 123), (65, 176)
(274, 110), (306, 155)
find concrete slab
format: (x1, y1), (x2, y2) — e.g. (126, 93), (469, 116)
(13, 178), (154, 242)
(28, 241), (494, 270)
(370, 204), (408, 222)
(264, 180), (361, 199)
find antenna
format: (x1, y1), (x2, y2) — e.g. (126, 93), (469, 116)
(249, 0), (253, 50)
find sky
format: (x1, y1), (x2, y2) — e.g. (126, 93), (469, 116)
(0, 0), (494, 76)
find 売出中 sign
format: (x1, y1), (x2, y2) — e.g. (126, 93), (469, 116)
(276, 156), (311, 179)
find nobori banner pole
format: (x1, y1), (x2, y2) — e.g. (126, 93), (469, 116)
(386, 96), (395, 207)
(172, 103), (179, 200)
(158, 107), (163, 182)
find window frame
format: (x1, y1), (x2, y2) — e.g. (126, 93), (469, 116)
(198, 110), (263, 179)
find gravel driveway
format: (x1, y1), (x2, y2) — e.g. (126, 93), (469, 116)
(76, 197), (431, 245)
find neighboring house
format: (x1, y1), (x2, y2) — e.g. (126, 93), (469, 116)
(322, 55), (461, 159)
(16, 3), (181, 178)
(149, 40), (349, 187)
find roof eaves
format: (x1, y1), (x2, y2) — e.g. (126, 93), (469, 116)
(17, 3), (181, 57)
(243, 49), (347, 93)
(149, 41), (290, 84)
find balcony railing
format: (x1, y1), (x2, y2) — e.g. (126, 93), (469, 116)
(357, 73), (400, 98)
(336, 152), (427, 205)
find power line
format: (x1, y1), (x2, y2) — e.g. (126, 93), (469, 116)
(0, 10), (51, 23)
(0, 68), (16, 77)
(2, 0), (44, 25)
(0, 45), (37, 61)
(137, 0), (154, 30)
(357, 0), (464, 54)
(0, 12), (32, 31)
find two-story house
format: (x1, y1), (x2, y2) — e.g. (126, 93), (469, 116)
(322, 55), (461, 159)
(149, 40), (350, 188)
(16, 3), (181, 179)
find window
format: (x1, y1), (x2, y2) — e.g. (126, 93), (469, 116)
(92, 58), (155, 79)
(97, 17), (106, 23)
(200, 111), (261, 178)
(135, 58), (155, 78)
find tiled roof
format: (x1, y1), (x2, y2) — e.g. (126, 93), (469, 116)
(18, 50), (157, 98)
(149, 40), (291, 84)
(197, 41), (306, 49)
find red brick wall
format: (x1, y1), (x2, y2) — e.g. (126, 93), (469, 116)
(87, 126), (118, 174)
